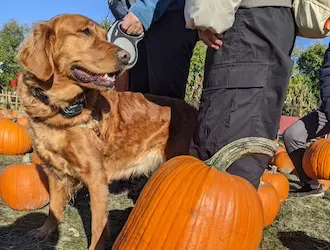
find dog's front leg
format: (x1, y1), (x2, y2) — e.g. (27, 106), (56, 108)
(29, 173), (70, 240)
(86, 172), (109, 250)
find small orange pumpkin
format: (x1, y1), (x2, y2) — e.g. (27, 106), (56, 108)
(113, 137), (278, 250)
(272, 152), (295, 174)
(258, 181), (280, 227)
(0, 119), (32, 155)
(0, 163), (49, 210)
(0, 108), (10, 118)
(317, 179), (330, 191)
(303, 139), (330, 180)
(15, 116), (29, 129)
(261, 166), (289, 202)
(275, 145), (286, 155)
(31, 151), (43, 165)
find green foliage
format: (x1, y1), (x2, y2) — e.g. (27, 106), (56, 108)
(282, 74), (319, 117)
(99, 16), (113, 31)
(0, 19), (28, 90)
(282, 43), (327, 117)
(297, 42), (326, 82)
(185, 41), (206, 108)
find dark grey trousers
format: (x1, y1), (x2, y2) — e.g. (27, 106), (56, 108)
(128, 10), (198, 99)
(283, 110), (330, 182)
(190, 7), (296, 189)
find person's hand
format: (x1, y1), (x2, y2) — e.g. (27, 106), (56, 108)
(121, 12), (144, 36)
(198, 30), (223, 50)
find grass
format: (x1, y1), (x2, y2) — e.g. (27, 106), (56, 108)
(0, 155), (329, 250)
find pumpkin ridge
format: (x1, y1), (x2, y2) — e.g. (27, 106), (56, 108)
(124, 159), (184, 247)
(215, 174), (237, 248)
(18, 125), (22, 155)
(184, 168), (223, 249)
(159, 161), (209, 249)
(148, 160), (206, 247)
(117, 162), (177, 248)
(315, 141), (324, 178)
(219, 173), (238, 249)
(19, 165), (29, 209)
(122, 157), (195, 248)
(247, 178), (263, 248)
(205, 170), (231, 249)
(313, 141), (321, 178)
(0, 120), (4, 152)
(322, 142), (330, 178)
(236, 177), (250, 249)
(141, 158), (196, 248)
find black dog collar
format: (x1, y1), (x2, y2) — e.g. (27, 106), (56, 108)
(29, 86), (83, 118)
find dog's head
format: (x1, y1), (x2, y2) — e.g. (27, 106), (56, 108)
(18, 14), (129, 90)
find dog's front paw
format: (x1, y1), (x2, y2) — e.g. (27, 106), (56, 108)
(28, 227), (52, 241)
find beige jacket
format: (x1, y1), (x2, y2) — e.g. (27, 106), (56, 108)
(184, 0), (292, 34)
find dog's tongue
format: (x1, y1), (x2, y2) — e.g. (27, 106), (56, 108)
(73, 68), (98, 82)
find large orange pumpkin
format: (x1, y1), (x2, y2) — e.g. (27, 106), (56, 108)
(113, 137), (278, 250)
(0, 163), (49, 210)
(302, 139), (330, 180)
(261, 166), (289, 202)
(258, 181), (280, 227)
(0, 119), (32, 155)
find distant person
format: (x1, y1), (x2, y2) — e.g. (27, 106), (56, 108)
(283, 43), (330, 197)
(108, 0), (198, 99)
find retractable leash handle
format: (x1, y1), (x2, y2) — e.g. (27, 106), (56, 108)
(107, 20), (144, 69)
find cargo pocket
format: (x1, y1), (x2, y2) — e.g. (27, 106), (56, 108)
(194, 63), (269, 159)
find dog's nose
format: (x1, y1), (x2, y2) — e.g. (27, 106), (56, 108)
(117, 50), (130, 65)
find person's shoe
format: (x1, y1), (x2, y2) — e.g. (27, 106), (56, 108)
(290, 183), (324, 198)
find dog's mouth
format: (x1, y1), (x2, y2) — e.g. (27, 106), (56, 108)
(71, 66), (120, 87)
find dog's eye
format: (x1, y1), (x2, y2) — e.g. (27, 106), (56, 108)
(80, 28), (91, 35)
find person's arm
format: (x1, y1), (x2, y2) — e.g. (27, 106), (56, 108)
(108, 0), (129, 20)
(184, 0), (242, 34)
(129, 0), (172, 31)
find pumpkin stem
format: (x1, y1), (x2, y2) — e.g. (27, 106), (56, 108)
(270, 165), (278, 174)
(22, 153), (30, 164)
(204, 137), (278, 172)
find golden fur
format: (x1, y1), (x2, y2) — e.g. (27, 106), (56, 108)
(16, 14), (197, 250)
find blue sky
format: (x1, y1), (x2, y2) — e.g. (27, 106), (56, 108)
(1, 0), (329, 48)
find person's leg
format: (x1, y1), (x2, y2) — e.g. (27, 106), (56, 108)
(128, 40), (150, 94)
(283, 110), (330, 196)
(142, 10), (198, 99)
(190, 7), (296, 189)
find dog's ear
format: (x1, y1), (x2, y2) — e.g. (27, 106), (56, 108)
(18, 21), (54, 82)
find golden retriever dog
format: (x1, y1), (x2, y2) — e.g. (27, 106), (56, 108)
(16, 14), (197, 250)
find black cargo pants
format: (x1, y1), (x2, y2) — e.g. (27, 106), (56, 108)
(190, 7), (296, 189)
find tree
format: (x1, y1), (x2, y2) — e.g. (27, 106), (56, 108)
(282, 74), (319, 117)
(99, 16), (113, 31)
(0, 19), (29, 90)
(282, 43), (327, 117)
